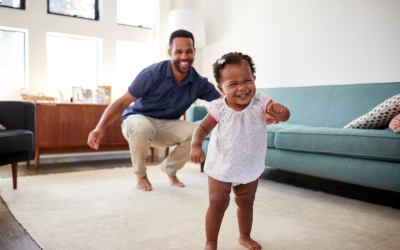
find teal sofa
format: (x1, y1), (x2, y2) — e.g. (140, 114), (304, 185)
(187, 82), (400, 192)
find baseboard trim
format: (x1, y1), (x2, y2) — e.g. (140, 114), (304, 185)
(38, 151), (131, 164)
(36, 146), (171, 165)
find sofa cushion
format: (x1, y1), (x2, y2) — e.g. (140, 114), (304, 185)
(200, 122), (300, 148)
(274, 126), (400, 162)
(0, 130), (34, 154)
(258, 87), (335, 127)
(267, 123), (300, 148)
(389, 114), (400, 133)
(344, 93), (400, 129)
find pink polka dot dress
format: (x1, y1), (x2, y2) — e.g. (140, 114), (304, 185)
(204, 93), (272, 185)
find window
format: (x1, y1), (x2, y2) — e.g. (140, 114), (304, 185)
(0, 0), (25, 9)
(117, 0), (154, 28)
(115, 41), (157, 99)
(48, 0), (99, 20)
(0, 26), (28, 89)
(46, 32), (102, 96)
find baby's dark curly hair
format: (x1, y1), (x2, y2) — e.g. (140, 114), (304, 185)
(212, 52), (256, 85)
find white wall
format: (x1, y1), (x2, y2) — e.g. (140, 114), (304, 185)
(2, 0), (399, 99)
(193, 0), (400, 88)
(0, 0), (153, 100)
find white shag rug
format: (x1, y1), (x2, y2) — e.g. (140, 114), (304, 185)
(0, 163), (399, 250)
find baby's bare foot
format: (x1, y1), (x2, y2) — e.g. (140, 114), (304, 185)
(204, 241), (218, 250)
(161, 163), (185, 187)
(238, 235), (262, 250)
(136, 175), (152, 191)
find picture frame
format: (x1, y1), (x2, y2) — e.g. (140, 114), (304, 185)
(82, 89), (93, 104)
(95, 86), (112, 104)
(72, 86), (84, 103)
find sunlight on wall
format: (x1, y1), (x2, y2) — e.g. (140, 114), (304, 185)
(194, 0), (400, 88)
(115, 40), (158, 100)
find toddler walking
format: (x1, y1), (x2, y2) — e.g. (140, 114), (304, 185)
(190, 52), (290, 250)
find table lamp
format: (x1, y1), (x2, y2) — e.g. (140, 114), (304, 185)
(167, 9), (206, 48)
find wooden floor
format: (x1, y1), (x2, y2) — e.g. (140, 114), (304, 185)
(0, 158), (399, 250)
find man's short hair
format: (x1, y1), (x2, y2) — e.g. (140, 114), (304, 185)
(169, 29), (195, 49)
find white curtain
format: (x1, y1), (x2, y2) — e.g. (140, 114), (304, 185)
(152, 0), (172, 61)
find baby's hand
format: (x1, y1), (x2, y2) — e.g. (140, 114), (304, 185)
(265, 113), (279, 125)
(190, 147), (206, 163)
(267, 102), (287, 116)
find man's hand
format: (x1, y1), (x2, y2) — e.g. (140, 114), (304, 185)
(265, 113), (279, 125)
(87, 128), (104, 150)
(190, 147), (206, 163)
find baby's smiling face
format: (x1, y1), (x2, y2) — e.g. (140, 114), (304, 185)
(217, 60), (256, 111)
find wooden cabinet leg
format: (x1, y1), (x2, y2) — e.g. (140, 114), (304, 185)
(200, 161), (205, 173)
(165, 147), (169, 157)
(11, 163), (18, 190)
(150, 147), (154, 163)
(35, 147), (40, 172)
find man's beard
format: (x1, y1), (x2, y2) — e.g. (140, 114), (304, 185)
(173, 59), (192, 74)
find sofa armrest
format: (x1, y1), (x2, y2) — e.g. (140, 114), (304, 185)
(0, 101), (36, 160)
(0, 101), (36, 132)
(186, 105), (208, 123)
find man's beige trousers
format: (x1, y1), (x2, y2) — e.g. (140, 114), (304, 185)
(121, 114), (197, 178)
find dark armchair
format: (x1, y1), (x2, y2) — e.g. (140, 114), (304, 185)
(0, 101), (36, 189)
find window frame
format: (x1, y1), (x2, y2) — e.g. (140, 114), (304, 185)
(46, 32), (103, 89)
(47, 0), (100, 21)
(0, 26), (29, 90)
(0, 0), (26, 10)
(117, 22), (152, 30)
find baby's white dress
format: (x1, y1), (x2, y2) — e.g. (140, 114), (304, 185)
(204, 93), (272, 185)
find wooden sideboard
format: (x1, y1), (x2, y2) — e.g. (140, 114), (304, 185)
(35, 103), (129, 170)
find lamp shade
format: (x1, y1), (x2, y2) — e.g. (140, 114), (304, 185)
(167, 9), (206, 48)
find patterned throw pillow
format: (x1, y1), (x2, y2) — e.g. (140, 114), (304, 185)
(344, 93), (400, 129)
(389, 113), (400, 133)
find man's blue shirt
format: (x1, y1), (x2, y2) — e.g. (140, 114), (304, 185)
(122, 60), (221, 120)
